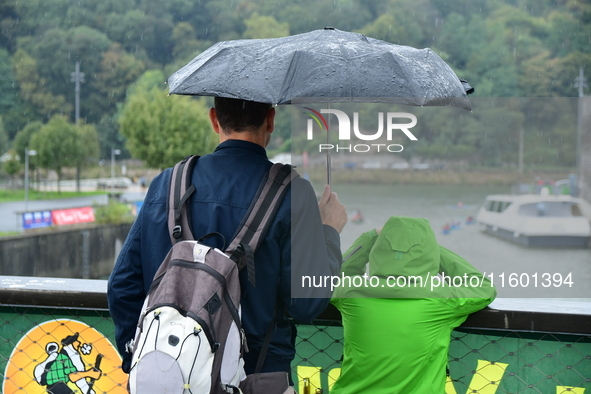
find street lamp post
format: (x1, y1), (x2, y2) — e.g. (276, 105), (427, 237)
(24, 147), (37, 212)
(71, 62), (85, 192)
(111, 148), (121, 198)
(70, 61), (85, 125)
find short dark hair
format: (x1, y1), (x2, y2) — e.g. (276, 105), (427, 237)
(214, 97), (272, 133)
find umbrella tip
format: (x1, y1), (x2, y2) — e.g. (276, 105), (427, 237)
(324, 26), (335, 30)
(459, 78), (475, 95)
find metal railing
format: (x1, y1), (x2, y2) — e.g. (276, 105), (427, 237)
(0, 276), (589, 394)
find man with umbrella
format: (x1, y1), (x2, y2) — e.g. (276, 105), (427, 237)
(108, 96), (348, 387)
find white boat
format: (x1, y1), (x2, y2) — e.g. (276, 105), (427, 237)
(476, 194), (591, 248)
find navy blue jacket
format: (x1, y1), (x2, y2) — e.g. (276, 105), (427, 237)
(107, 140), (342, 375)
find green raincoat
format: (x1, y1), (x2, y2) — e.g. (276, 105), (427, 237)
(330, 216), (496, 394)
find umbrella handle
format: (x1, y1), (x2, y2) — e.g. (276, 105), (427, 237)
(326, 103), (331, 186)
(326, 154), (331, 186)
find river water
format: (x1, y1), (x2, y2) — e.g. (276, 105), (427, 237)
(317, 183), (591, 299)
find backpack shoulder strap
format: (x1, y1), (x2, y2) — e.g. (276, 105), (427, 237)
(226, 163), (297, 285)
(228, 163), (297, 373)
(167, 155), (199, 244)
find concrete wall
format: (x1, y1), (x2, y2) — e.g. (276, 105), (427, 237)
(0, 223), (132, 279)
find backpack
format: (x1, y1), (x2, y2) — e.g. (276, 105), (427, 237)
(128, 155), (295, 394)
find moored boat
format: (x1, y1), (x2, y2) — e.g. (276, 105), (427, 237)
(476, 194), (591, 248)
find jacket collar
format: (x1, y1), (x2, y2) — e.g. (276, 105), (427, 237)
(214, 139), (268, 159)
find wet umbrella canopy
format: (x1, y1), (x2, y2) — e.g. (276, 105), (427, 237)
(168, 28), (472, 110)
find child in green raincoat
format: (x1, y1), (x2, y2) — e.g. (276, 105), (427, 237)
(331, 216), (496, 394)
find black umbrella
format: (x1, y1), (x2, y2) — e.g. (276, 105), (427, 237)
(168, 27), (472, 110)
(168, 28), (473, 184)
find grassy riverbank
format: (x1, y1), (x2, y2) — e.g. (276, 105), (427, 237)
(0, 189), (106, 204)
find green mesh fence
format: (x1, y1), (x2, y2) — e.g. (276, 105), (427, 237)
(0, 306), (589, 393)
(292, 323), (591, 394)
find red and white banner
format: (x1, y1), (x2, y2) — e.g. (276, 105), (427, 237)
(51, 207), (95, 226)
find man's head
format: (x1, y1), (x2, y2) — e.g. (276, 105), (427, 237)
(209, 97), (275, 147)
(214, 97), (273, 133)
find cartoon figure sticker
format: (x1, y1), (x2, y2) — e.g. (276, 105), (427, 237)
(3, 319), (128, 393)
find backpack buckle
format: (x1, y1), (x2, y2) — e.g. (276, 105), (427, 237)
(229, 244), (245, 263)
(172, 225), (182, 239)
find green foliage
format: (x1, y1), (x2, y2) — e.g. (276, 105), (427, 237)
(377, 0), (436, 46)
(29, 115), (78, 190)
(0, 189), (105, 203)
(435, 13), (487, 69)
(0, 48), (38, 139)
(94, 201), (135, 224)
(172, 22), (203, 62)
(11, 49), (72, 120)
(29, 115), (99, 191)
(0, 49), (18, 115)
(243, 14), (289, 39)
(470, 102), (525, 167)
(0, 116), (8, 155)
(75, 122), (101, 169)
(104, 10), (174, 64)
(2, 149), (22, 179)
(125, 69), (166, 98)
(270, 106), (292, 149)
(18, 26), (113, 124)
(96, 115), (127, 159)
(12, 121), (42, 169)
(90, 43), (146, 123)
(357, 14), (405, 44)
(0, 0), (589, 170)
(119, 70), (218, 169)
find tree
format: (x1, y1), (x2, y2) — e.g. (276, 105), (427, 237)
(377, 0), (439, 47)
(0, 48), (39, 139)
(0, 0), (19, 51)
(356, 14), (406, 45)
(547, 10), (591, 58)
(0, 49), (18, 117)
(77, 122), (100, 163)
(29, 115), (79, 192)
(97, 114), (127, 160)
(2, 149), (21, 190)
(549, 52), (591, 97)
(0, 116), (8, 156)
(243, 14), (289, 39)
(73, 122), (100, 191)
(13, 121), (42, 171)
(475, 103), (525, 167)
(11, 49), (72, 121)
(413, 106), (481, 162)
(119, 70), (218, 169)
(171, 22), (202, 63)
(103, 10), (173, 65)
(434, 13), (487, 70)
(464, 23), (520, 97)
(90, 43), (146, 120)
(19, 26), (113, 124)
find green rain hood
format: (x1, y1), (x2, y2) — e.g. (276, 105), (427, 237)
(330, 216), (496, 394)
(368, 216), (439, 281)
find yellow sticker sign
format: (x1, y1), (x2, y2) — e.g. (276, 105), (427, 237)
(3, 319), (128, 394)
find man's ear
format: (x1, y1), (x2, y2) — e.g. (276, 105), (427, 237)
(266, 107), (276, 134)
(209, 107), (222, 135)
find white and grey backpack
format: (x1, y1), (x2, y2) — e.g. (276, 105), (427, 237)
(128, 155), (295, 394)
